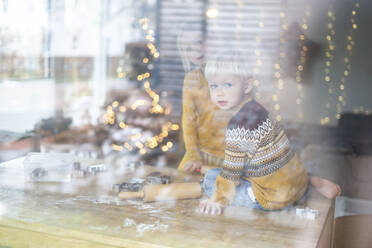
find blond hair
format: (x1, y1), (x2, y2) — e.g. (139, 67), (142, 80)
(205, 49), (254, 83)
(176, 24), (204, 73)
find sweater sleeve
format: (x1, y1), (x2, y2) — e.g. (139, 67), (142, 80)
(211, 127), (259, 206)
(178, 72), (202, 171)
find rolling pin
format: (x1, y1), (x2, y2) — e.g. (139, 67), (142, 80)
(118, 182), (201, 202)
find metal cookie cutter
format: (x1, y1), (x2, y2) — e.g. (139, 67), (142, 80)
(113, 182), (144, 193)
(113, 178), (145, 193)
(296, 207), (319, 220)
(72, 162), (87, 177)
(145, 171), (171, 184)
(87, 164), (107, 175)
(31, 168), (48, 179)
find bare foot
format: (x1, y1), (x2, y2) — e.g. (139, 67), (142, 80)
(309, 176), (342, 199)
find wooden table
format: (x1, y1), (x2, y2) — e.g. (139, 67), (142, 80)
(0, 157), (334, 248)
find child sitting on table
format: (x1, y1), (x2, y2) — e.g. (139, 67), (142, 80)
(199, 50), (341, 215)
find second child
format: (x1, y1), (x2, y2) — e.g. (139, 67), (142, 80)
(199, 50), (341, 214)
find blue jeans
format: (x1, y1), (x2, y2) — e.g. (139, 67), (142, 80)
(202, 168), (264, 210)
(202, 168), (310, 211)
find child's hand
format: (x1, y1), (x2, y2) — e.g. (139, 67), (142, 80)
(199, 199), (223, 215)
(183, 160), (202, 173)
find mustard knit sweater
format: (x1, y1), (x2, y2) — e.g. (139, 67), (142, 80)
(211, 100), (308, 210)
(178, 69), (232, 170)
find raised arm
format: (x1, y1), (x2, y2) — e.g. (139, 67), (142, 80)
(211, 127), (259, 206)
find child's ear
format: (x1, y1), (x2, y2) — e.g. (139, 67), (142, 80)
(244, 78), (254, 94)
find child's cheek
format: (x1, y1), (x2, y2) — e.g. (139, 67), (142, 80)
(209, 92), (214, 101)
(211, 94), (218, 105)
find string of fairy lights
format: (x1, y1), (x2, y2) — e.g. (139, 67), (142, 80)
(340, 2), (370, 116)
(253, 3), (264, 100)
(277, 2), (370, 125)
(104, 17), (179, 154)
(294, 4), (311, 121)
(320, 1), (364, 125)
(320, 5), (337, 126)
(271, 7), (288, 122)
(336, 2), (358, 118)
(274, 3), (311, 123)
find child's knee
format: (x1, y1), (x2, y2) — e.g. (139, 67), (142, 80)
(202, 168), (220, 197)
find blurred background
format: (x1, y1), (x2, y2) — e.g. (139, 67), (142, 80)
(1, 0), (372, 218)
(0, 0), (372, 243)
